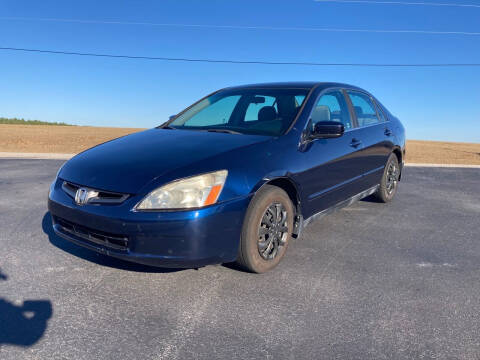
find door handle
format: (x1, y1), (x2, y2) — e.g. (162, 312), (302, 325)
(350, 138), (362, 148)
(384, 128), (392, 136)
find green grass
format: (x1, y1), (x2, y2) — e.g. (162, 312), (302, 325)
(0, 117), (72, 126)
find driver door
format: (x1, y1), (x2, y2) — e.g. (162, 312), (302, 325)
(293, 90), (366, 218)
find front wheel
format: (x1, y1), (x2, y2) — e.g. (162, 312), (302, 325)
(374, 153), (400, 203)
(235, 185), (294, 273)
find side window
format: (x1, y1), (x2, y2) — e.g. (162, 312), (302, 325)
(245, 96), (276, 122)
(311, 90), (352, 130)
(183, 95), (241, 126)
(347, 91), (380, 127)
(374, 100), (387, 122)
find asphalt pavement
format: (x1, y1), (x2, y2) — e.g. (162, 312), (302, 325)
(1, 159), (479, 360)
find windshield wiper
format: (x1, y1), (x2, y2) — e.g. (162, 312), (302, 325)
(206, 129), (241, 135)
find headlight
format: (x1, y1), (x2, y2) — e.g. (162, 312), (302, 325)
(135, 170), (228, 210)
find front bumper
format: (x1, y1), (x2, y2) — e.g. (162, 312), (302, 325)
(48, 179), (251, 268)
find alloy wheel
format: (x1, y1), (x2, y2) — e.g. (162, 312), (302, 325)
(257, 202), (289, 260)
(386, 162), (399, 195)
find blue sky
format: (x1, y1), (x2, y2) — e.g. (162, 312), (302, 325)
(0, 0), (479, 142)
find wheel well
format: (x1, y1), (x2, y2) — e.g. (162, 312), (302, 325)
(265, 177), (303, 238)
(392, 148), (403, 180)
(393, 148), (402, 164)
(266, 178), (300, 212)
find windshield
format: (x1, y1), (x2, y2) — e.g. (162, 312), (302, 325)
(166, 88), (309, 136)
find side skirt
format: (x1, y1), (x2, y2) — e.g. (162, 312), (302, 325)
(302, 185), (380, 229)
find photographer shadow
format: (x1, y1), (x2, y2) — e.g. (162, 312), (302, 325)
(0, 269), (53, 347)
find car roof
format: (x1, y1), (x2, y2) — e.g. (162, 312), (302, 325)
(224, 82), (365, 92)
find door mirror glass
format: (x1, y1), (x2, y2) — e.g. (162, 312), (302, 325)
(310, 121), (344, 139)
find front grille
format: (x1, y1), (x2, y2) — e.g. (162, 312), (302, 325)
(61, 181), (129, 205)
(53, 216), (129, 251)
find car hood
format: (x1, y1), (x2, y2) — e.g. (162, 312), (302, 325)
(59, 128), (271, 194)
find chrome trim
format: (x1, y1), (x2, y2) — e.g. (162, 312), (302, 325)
(61, 181), (77, 198)
(61, 181), (129, 205)
(344, 121), (389, 133)
(74, 187), (99, 206)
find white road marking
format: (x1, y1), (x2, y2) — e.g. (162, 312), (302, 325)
(405, 163), (480, 168)
(0, 152), (75, 159)
(416, 262), (457, 268)
(1, 152), (479, 168)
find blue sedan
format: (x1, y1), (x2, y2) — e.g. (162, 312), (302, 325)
(48, 82), (405, 273)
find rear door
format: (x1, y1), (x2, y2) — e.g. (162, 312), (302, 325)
(292, 89), (367, 218)
(345, 90), (392, 188)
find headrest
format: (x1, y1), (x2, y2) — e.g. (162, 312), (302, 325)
(311, 105), (331, 123)
(258, 106), (277, 122)
(354, 106), (363, 116)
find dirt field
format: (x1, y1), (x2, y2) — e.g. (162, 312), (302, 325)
(1, 124), (479, 164)
(406, 140), (480, 165)
(0, 124), (141, 154)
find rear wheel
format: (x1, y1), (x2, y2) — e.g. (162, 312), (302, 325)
(236, 185), (294, 273)
(374, 153), (400, 203)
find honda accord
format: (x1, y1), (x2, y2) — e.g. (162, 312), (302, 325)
(48, 82), (405, 273)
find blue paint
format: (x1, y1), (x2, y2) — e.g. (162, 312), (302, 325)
(48, 82), (405, 267)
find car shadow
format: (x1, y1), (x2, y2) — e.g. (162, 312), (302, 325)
(360, 194), (382, 203)
(0, 268), (53, 347)
(42, 212), (184, 273)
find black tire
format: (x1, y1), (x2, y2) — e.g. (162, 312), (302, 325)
(236, 185), (294, 273)
(374, 153), (400, 203)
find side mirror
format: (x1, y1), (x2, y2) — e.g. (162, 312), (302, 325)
(310, 121), (344, 139)
(169, 115), (177, 121)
